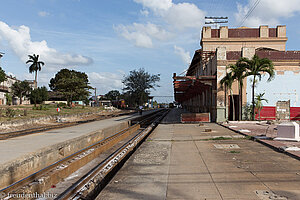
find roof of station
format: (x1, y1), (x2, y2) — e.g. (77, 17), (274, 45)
(173, 75), (216, 103)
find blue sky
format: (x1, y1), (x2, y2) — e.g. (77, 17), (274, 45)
(0, 0), (299, 104)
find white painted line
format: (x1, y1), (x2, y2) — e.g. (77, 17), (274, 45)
(213, 144), (240, 149)
(239, 129), (251, 133)
(285, 147), (300, 151)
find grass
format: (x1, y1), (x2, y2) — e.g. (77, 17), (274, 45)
(0, 104), (105, 122)
(202, 136), (232, 141)
(228, 150), (240, 154)
(244, 135), (253, 140)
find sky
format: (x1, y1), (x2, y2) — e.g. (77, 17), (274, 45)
(0, 0), (299, 104)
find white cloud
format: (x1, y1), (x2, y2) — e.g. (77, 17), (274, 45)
(164, 3), (206, 30)
(140, 9), (149, 16)
(116, 1), (206, 48)
(0, 21), (93, 70)
(38, 11), (50, 17)
(134, 0), (206, 30)
(88, 71), (123, 93)
(235, 0), (300, 27)
(114, 23), (172, 48)
(174, 45), (191, 65)
(134, 0), (172, 12)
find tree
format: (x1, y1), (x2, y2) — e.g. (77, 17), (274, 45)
(11, 81), (31, 105)
(238, 55), (274, 120)
(220, 72), (235, 121)
(122, 68), (160, 106)
(5, 93), (12, 106)
(26, 54), (45, 88)
(0, 66), (6, 84)
(255, 92), (268, 121)
(30, 86), (49, 107)
(105, 90), (121, 101)
(228, 62), (247, 121)
(49, 69), (92, 107)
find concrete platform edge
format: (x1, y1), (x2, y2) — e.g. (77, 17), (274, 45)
(217, 123), (300, 162)
(0, 121), (130, 190)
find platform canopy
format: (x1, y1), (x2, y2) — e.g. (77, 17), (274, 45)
(173, 74), (216, 103)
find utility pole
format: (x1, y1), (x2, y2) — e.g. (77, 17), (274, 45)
(205, 16), (228, 29)
(94, 87), (97, 107)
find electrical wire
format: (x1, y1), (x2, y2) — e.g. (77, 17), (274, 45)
(236, 0), (261, 27)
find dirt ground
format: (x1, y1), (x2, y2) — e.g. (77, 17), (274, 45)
(0, 108), (131, 134)
(0, 104), (107, 122)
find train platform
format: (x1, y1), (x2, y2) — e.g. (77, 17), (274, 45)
(98, 109), (300, 200)
(0, 110), (155, 189)
(222, 121), (300, 159)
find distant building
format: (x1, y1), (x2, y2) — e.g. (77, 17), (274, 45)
(0, 53), (34, 105)
(0, 75), (16, 105)
(99, 100), (112, 107)
(174, 25), (300, 122)
(44, 91), (67, 105)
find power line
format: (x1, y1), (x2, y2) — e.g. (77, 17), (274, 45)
(213, 0), (261, 50)
(236, 0), (261, 27)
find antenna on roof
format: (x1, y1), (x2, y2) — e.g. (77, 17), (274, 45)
(205, 16), (228, 29)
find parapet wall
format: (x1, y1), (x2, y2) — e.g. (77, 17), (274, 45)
(202, 25), (286, 39)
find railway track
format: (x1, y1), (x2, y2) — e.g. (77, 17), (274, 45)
(0, 110), (134, 140)
(0, 109), (169, 200)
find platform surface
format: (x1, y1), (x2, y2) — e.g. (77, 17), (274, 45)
(98, 109), (300, 200)
(0, 111), (151, 166)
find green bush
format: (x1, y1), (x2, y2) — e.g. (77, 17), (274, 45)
(6, 108), (15, 118)
(5, 93), (12, 106)
(57, 102), (67, 107)
(32, 104), (49, 110)
(30, 86), (49, 106)
(243, 103), (253, 121)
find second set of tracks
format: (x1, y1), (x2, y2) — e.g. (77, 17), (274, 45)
(0, 109), (169, 200)
(0, 110), (134, 140)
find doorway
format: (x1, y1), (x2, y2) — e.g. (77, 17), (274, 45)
(228, 95), (239, 121)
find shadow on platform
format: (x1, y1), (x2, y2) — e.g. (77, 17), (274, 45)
(160, 108), (190, 124)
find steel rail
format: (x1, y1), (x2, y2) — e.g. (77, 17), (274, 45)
(0, 109), (164, 199)
(55, 109), (169, 200)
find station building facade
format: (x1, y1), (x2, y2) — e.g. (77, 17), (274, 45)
(173, 25), (300, 122)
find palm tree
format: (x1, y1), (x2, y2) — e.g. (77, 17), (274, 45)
(26, 54), (45, 88)
(238, 55), (274, 120)
(220, 71), (235, 121)
(255, 92), (268, 121)
(228, 62), (247, 121)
